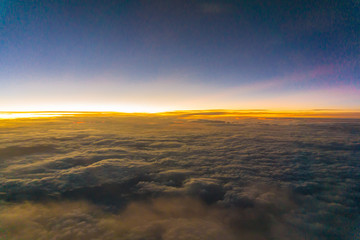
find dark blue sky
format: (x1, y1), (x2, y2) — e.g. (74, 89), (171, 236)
(1, 0), (359, 111)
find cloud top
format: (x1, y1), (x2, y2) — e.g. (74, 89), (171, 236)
(0, 114), (359, 239)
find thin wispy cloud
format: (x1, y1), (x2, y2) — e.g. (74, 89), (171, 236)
(200, 3), (229, 14)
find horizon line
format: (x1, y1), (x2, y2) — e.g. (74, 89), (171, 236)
(1, 108), (360, 113)
(1, 109), (360, 119)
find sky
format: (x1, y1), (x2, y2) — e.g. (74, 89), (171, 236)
(1, 0), (359, 112)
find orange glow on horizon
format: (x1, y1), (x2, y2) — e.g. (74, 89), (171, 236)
(0, 112), (82, 119)
(0, 104), (172, 114)
(1, 109), (360, 120)
(160, 109), (360, 119)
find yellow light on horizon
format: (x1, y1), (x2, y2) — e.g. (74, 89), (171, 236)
(0, 113), (74, 119)
(0, 104), (173, 114)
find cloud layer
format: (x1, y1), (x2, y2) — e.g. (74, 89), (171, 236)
(0, 114), (359, 239)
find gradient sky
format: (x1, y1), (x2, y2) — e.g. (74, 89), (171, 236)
(1, 0), (359, 112)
